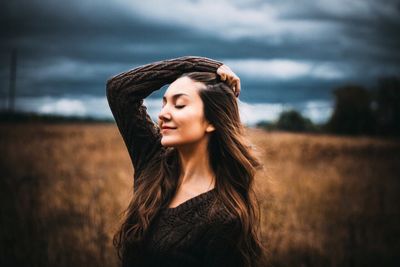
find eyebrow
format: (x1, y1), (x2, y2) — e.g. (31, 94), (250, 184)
(162, 93), (189, 102)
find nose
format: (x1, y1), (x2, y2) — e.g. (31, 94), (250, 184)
(158, 104), (172, 122)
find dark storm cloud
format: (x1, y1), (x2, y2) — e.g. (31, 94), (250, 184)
(0, 0), (399, 100)
(276, 0), (400, 66)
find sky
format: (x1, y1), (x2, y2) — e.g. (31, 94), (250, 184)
(1, 0), (399, 125)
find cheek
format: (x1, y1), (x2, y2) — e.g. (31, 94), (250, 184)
(179, 124), (205, 139)
(179, 110), (204, 132)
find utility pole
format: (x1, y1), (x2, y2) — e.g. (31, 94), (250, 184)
(8, 48), (17, 112)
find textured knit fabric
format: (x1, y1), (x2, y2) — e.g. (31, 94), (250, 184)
(106, 56), (244, 267)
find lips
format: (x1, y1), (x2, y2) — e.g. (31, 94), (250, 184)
(161, 127), (177, 133)
(161, 126), (177, 130)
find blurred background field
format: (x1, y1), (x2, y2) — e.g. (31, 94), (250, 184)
(1, 122), (399, 267)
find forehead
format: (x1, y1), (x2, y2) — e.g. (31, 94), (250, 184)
(163, 77), (204, 100)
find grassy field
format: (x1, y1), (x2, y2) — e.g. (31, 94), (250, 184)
(1, 122), (399, 267)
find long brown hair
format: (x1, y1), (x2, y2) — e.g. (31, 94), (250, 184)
(113, 72), (268, 266)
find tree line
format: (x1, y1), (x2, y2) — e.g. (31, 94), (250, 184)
(257, 75), (400, 137)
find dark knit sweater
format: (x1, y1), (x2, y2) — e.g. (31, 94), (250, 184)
(106, 56), (244, 267)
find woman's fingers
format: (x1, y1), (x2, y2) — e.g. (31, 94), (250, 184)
(217, 65), (233, 81)
(233, 81), (241, 97)
(220, 73), (227, 81)
(227, 76), (241, 97)
(217, 65), (227, 80)
(234, 82), (240, 97)
(217, 64), (241, 97)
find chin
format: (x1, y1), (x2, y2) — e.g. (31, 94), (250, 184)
(161, 137), (187, 148)
(161, 138), (177, 147)
(161, 142), (174, 148)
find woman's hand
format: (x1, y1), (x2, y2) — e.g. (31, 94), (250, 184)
(217, 64), (241, 97)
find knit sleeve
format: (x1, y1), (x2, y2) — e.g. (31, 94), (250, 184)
(203, 218), (244, 267)
(105, 56), (224, 188)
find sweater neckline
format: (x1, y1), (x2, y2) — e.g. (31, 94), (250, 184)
(162, 188), (217, 216)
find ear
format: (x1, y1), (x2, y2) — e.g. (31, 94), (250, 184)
(206, 124), (215, 133)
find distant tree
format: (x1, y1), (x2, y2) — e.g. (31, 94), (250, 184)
(255, 120), (275, 131)
(373, 76), (400, 136)
(275, 109), (317, 132)
(326, 85), (376, 135)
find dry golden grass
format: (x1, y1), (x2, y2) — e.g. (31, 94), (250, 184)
(247, 129), (400, 266)
(1, 123), (399, 267)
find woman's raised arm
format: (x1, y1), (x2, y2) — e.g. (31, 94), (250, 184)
(105, 56), (223, 188)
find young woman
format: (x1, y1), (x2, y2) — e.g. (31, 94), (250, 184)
(106, 56), (267, 267)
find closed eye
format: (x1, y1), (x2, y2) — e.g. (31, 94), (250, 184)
(175, 105), (185, 109)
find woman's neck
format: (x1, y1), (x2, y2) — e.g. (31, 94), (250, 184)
(176, 136), (215, 192)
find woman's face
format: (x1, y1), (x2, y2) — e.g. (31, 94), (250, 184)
(157, 76), (215, 148)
